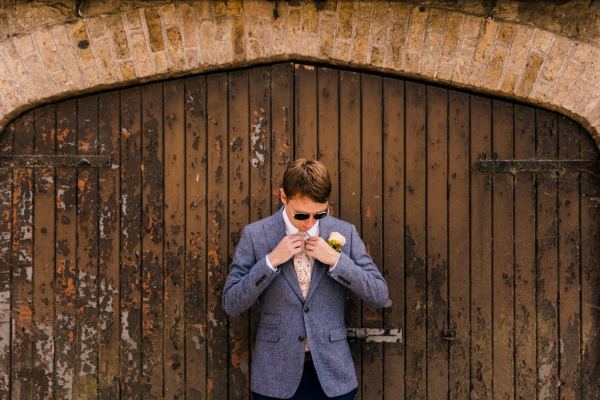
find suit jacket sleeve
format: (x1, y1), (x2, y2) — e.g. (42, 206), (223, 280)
(327, 224), (389, 308)
(221, 225), (280, 317)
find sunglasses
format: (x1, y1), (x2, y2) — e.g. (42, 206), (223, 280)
(293, 206), (329, 221)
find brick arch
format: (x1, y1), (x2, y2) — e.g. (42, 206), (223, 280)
(0, 1), (599, 149)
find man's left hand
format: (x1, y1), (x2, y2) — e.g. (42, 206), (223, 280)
(305, 236), (341, 266)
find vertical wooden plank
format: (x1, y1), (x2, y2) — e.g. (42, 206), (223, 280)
(339, 69), (362, 400)
(405, 81), (427, 400)
(120, 86), (143, 399)
(580, 129), (600, 400)
(32, 104), (56, 398)
(557, 116), (581, 400)
(271, 62), (294, 212)
(228, 69), (250, 400)
(360, 73), (384, 400)
(75, 95), (99, 400)
(470, 94), (493, 400)
(185, 76), (207, 399)
(317, 67), (339, 215)
(536, 109), (559, 400)
(448, 90), (470, 400)
(0, 123), (13, 398)
(492, 99), (515, 400)
(98, 91), (121, 400)
(426, 85), (449, 400)
(55, 100), (78, 399)
(206, 72), (229, 400)
(163, 79), (186, 398)
(249, 66), (272, 376)
(294, 64), (317, 160)
(249, 66), (271, 222)
(185, 74), (208, 400)
(383, 76), (405, 400)
(11, 111), (34, 400)
(141, 82), (164, 399)
(513, 104), (536, 400)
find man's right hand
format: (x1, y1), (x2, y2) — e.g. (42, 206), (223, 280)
(267, 233), (305, 268)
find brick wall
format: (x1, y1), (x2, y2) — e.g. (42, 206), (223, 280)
(0, 0), (599, 149)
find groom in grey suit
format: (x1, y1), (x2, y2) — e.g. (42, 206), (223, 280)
(222, 159), (389, 399)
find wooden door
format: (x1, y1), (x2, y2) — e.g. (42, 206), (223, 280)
(0, 62), (599, 400)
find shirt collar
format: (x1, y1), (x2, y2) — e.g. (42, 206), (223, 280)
(282, 205), (319, 237)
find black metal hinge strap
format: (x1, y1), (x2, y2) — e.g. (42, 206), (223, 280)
(473, 159), (600, 175)
(0, 155), (112, 168)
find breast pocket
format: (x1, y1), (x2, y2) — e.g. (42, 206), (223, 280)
(260, 312), (281, 326)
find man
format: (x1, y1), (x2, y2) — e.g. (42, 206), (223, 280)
(222, 158), (389, 400)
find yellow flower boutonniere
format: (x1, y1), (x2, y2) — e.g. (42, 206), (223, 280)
(327, 232), (346, 253)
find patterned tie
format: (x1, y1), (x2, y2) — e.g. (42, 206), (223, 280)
(294, 232), (313, 352)
(293, 231), (313, 299)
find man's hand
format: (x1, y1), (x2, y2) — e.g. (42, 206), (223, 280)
(267, 233), (305, 268)
(305, 236), (341, 266)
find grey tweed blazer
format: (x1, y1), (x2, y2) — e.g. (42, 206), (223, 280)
(221, 206), (389, 398)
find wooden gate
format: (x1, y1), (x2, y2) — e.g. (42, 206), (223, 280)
(0, 62), (599, 400)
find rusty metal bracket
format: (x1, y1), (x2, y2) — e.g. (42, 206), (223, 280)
(473, 159), (600, 176)
(347, 328), (402, 343)
(0, 155), (112, 168)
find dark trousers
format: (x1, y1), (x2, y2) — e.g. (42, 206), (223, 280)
(251, 356), (357, 400)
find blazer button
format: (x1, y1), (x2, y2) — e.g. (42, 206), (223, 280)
(304, 306), (309, 313)
(298, 335), (305, 341)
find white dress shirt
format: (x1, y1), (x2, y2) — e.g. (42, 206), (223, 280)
(265, 206), (340, 271)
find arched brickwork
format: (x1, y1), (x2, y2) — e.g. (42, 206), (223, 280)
(0, 1), (599, 149)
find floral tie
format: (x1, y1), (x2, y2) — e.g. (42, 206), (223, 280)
(294, 232), (312, 352)
(294, 232), (312, 299)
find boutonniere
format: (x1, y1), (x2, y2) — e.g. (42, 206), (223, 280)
(327, 232), (346, 252)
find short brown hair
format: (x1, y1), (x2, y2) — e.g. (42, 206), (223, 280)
(282, 158), (331, 203)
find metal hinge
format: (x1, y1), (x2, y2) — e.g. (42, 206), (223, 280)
(0, 155), (113, 168)
(347, 328), (402, 343)
(473, 159), (600, 175)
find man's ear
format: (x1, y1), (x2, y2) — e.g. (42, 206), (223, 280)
(279, 188), (286, 204)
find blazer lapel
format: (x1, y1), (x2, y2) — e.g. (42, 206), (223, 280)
(263, 207), (305, 302)
(305, 214), (334, 303)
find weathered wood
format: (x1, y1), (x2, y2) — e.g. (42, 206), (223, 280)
(536, 110), (559, 400)
(0, 155), (111, 168)
(294, 63), (317, 160)
(382, 76), (405, 400)
(317, 67), (339, 215)
(32, 104), (56, 399)
(580, 127), (600, 400)
(228, 69), (250, 400)
(426, 85), (449, 400)
(557, 116), (581, 400)
(164, 79), (186, 398)
(141, 82), (164, 399)
(75, 95), (99, 400)
(270, 63), (293, 212)
(361, 72), (384, 400)
(11, 111), (34, 400)
(97, 91), (121, 400)
(405, 81), (427, 400)
(185, 74), (208, 400)
(470, 94), (493, 400)
(514, 104), (537, 400)
(55, 99), (78, 399)
(0, 118), (13, 398)
(339, 69), (363, 400)
(448, 89), (470, 400)
(120, 87), (143, 399)
(492, 99), (515, 400)
(206, 72), (229, 400)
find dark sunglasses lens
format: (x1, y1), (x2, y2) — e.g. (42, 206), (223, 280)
(313, 211), (328, 220)
(294, 213), (310, 220)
